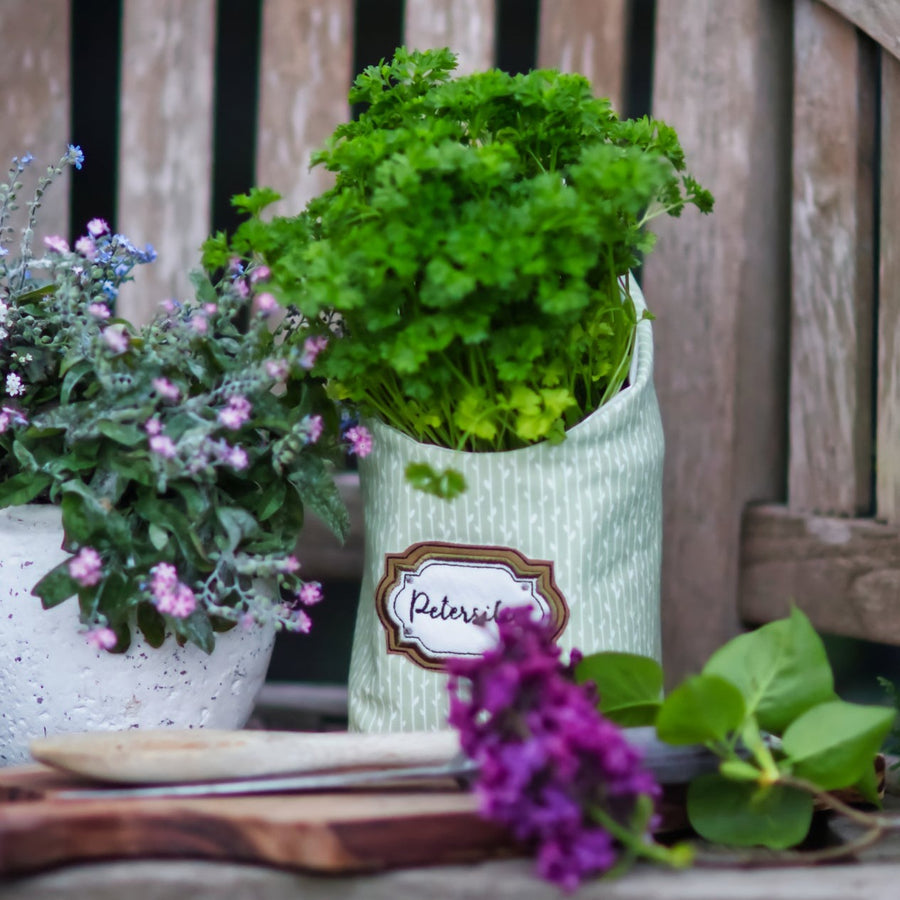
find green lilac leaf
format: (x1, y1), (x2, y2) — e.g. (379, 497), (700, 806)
(780, 700), (894, 791)
(574, 651), (662, 727)
(687, 774), (813, 849)
(655, 674), (746, 745)
(702, 607), (836, 735)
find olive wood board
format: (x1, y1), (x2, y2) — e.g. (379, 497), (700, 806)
(0, 764), (693, 877)
(0, 764), (516, 877)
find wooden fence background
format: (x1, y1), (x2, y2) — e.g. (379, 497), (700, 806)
(3, 0), (899, 685)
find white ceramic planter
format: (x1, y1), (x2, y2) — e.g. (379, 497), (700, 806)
(0, 504), (276, 766)
(348, 279), (664, 733)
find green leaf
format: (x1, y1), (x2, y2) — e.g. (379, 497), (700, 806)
(781, 700), (894, 791)
(655, 674), (746, 745)
(148, 523), (169, 551)
(32, 560), (78, 609)
(137, 601), (166, 648)
(0, 472), (52, 506)
(574, 651), (662, 727)
(687, 774), (813, 849)
(703, 607), (835, 734)
(256, 478), (287, 522)
(216, 506), (260, 552)
(404, 462), (468, 501)
(97, 420), (145, 447)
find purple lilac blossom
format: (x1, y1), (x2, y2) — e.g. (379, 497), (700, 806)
(345, 424), (372, 457)
(68, 547), (103, 587)
(447, 607), (661, 892)
(249, 265), (270, 283)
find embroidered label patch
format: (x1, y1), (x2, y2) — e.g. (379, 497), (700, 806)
(375, 541), (569, 671)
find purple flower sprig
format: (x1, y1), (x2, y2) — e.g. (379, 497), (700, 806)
(447, 607), (689, 891)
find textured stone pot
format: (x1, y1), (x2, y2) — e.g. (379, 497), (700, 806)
(348, 278), (664, 732)
(0, 504), (276, 766)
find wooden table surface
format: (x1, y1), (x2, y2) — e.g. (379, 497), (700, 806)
(2, 686), (897, 900)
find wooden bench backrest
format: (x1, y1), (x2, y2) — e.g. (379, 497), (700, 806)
(5, 0), (896, 680)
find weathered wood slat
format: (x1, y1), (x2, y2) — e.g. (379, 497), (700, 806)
(255, 0), (353, 219)
(536, 0), (627, 112)
(116, 0), (216, 325)
(642, 0), (792, 683)
(789, 0), (877, 515)
(0, 0), (71, 249)
(740, 504), (900, 645)
(820, 0), (900, 60)
(878, 51), (900, 525)
(403, 0), (496, 75)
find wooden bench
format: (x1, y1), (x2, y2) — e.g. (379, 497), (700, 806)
(4, 0), (897, 689)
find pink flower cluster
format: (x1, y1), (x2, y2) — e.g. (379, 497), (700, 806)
(299, 335), (328, 370)
(145, 418), (177, 459)
(345, 424), (372, 457)
(68, 547), (103, 588)
(300, 414), (324, 445)
(447, 607), (661, 892)
(152, 377), (180, 402)
(148, 562), (197, 618)
(0, 404), (26, 434)
(218, 394), (252, 430)
(85, 626), (117, 650)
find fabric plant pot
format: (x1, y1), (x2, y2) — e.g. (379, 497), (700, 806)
(347, 279), (664, 733)
(0, 504), (276, 766)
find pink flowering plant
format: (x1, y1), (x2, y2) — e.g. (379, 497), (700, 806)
(0, 149), (352, 653)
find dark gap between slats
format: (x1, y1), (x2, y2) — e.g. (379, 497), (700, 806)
(211, 0), (263, 236)
(69, 0), (122, 239)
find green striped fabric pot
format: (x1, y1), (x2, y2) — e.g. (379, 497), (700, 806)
(347, 280), (664, 733)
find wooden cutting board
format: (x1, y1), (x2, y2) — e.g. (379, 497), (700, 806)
(0, 764), (691, 877)
(0, 764), (517, 876)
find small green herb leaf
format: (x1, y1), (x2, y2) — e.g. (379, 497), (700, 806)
(404, 462), (467, 500)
